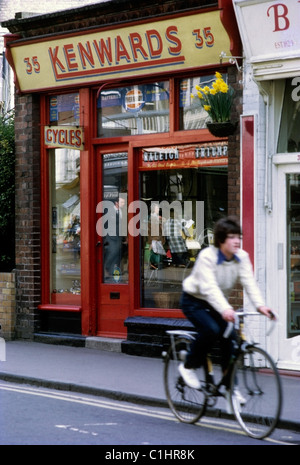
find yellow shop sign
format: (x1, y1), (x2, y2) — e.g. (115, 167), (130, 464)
(44, 126), (84, 150)
(6, 10), (232, 92)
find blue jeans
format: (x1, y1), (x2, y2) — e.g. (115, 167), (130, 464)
(180, 292), (236, 374)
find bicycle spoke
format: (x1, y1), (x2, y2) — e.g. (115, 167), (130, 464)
(230, 346), (282, 439)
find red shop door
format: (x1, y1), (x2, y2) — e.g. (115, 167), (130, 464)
(96, 149), (129, 338)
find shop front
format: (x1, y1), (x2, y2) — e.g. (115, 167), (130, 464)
(3, 0), (242, 352)
(234, 0), (300, 370)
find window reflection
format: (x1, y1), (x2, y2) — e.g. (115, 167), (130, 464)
(50, 149), (81, 303)
(97, 82), (169, 137)
(278, 79), (300, 153)
(49, 93), (80, 125)
(180, 75), (227, 130)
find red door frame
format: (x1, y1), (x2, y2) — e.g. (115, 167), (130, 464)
(127, 126), (226, 320)
(95, 144), (130, 338)
(241, 115), (255, 267)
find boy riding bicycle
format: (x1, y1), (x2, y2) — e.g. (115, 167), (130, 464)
(179, 216), (275, 408)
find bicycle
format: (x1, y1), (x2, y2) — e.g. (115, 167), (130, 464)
(162, 311), (282, 439)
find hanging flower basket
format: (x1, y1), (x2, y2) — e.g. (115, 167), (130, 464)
(191, 72), (237, 137)
(206, 121), (238, 137)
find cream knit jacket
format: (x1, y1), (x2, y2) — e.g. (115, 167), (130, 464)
(182, 246), (265, 315)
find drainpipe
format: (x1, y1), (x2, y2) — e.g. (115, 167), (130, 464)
(255, 79), (272, 213)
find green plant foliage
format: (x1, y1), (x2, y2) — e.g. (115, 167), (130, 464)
(0, 112), (15, 271)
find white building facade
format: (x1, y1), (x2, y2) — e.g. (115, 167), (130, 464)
(234, 0), (300, 370)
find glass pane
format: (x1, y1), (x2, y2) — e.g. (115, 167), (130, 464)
(102, 153), (128, 283)
(49, 93), (80, 125)
(97, 82), (169, 137)
(287, 174), (300, 337)
(180, 74), (225, 130)
(140, 166), (227, 308)
(50, 148), (81, 303)
(278, 79), (300, 153)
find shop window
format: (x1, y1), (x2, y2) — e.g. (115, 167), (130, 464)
(49, 93), (80, 125)
(50, 148), (81, 304)
(287, 174), (300, 337)
(139, 155), (227, 309)
(179, 74), (226, 130)
(278, 79), (300, 153)
(97, 82), (169, 137)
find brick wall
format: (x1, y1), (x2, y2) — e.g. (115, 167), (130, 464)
(0, 272), (15, 339)
(228, 66), (243, 309)
(14, 93), (41, 338)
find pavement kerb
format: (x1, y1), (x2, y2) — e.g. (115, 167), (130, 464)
(0, 371), (299, 434)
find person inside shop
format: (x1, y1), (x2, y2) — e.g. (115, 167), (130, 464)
(148, 203), (166, 270)
(104, 195), (127, 280)
(163, 210), (189, 267)
(179, 216), (276, 408)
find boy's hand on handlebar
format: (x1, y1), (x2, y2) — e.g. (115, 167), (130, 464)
(258, 306), (276, 320)
(222, 308), (236, 322)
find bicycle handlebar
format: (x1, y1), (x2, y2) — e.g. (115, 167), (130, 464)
(223, 309), (278, 338)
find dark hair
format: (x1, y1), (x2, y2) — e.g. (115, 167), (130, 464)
(213, 216), (242, 248)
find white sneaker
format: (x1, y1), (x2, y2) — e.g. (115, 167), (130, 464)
(234, 388), (246, 405)
(225, 389), (246, 414)
(178, 363), (201, 389)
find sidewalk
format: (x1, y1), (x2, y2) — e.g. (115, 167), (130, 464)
(0, 339), (299, 432)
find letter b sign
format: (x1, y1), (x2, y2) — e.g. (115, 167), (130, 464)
(267, 3), (290, 31)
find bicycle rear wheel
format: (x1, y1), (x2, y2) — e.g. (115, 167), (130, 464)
(230, 345), (282, 439)
(164, 337), (207, 424)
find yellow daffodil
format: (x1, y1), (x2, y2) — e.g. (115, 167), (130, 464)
(191, 71), (234, 123)
(220, 83), (229, 93)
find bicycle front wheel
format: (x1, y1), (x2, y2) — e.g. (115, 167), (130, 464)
(230, 345), (282, 439)
(164, 337), (207, 424)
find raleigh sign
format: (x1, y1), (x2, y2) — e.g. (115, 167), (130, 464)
(140, 143), (228, 169)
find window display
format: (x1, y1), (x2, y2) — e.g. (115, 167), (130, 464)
(97, 82), (169, 137)
(50, 148), (81, 303)
(139, 145), (228, 308)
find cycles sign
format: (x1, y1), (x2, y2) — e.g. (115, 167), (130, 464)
(44, 125), (84, 150)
